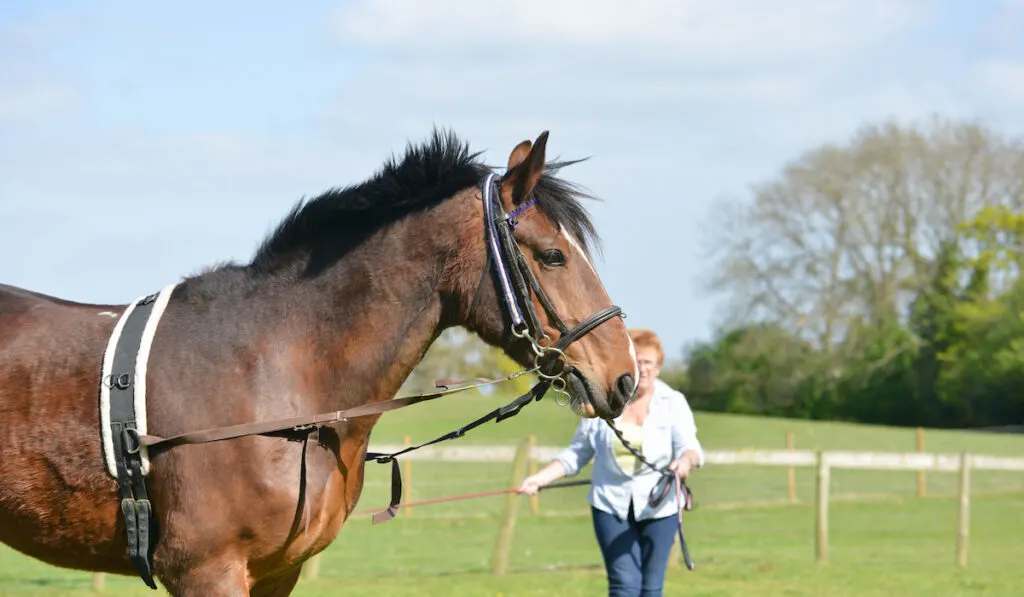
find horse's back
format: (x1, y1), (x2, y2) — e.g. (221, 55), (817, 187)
(0, 282), (124, 339)
(0, 283), (136, 572)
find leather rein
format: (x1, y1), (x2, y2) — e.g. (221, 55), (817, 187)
(137, 172), (625, 523)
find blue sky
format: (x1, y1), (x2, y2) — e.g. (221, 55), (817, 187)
(2, 0), (1023, 362)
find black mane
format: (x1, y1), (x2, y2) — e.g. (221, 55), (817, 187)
(247, 128), (600, 275)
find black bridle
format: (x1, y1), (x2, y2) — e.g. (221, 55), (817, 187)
(468, 172), (624, 400)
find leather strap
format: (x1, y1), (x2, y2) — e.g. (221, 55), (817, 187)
(139, 369), (538, 450)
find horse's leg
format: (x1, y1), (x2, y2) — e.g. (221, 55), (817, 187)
(159, 559), (250, 597)
(250, 568), (302, 597)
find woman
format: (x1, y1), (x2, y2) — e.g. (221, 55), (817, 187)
(519, 328), (704, 597)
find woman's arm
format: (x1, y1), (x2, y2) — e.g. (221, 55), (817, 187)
(518, 419), (594, 495)
(518, 460), (566, 495)
(664, 381), (705, 478)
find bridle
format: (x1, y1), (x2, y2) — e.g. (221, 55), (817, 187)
(467, 172), (625, 404)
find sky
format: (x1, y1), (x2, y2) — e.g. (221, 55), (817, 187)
(2, 0), (1023, 363)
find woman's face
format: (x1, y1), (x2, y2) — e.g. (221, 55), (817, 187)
(635, 346), (661, 398)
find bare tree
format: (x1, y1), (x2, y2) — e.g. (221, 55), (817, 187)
(704, 115), (1024, 353)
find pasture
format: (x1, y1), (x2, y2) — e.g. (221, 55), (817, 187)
(2, 391), (1022, 596)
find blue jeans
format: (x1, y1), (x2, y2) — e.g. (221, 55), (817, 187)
(591, 504), (678, 597)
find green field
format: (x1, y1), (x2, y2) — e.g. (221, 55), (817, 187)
(2, 390), (1023, 596)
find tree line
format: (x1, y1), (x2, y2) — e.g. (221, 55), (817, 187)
(663, 115), (1024, 429)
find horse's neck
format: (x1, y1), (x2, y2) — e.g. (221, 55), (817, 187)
(272, 201), (474, 414)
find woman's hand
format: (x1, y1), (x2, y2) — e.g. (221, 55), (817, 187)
(668, 451), (699, 480)
(517, 461), (567, 495)
(518, 474), (546, 496)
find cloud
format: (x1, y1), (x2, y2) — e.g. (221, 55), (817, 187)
(0, 15), (88, 127)
(330, 0), (925, 66)
(319, 0), (935, 155)
(0, 72), (76, 126)
(977, 60), (1024, 103)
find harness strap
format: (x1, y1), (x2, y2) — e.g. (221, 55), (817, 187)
(361, 381), (549, 523)
(139, 368), (538, 450)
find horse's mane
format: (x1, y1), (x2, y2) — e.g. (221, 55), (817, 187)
(186, 128), (600, 290)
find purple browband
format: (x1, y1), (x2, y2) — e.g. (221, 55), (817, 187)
(507, 196), (537, 229)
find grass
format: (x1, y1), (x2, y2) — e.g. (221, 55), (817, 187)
(2, 391), (1023, 595)
(3, 493), (1022, 596)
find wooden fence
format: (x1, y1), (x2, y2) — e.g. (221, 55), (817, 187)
(296, 436), (1024, 580)
(90, 431), (1024, 590)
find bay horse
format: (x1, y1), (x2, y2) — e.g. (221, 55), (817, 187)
(0, 129), (640, 596)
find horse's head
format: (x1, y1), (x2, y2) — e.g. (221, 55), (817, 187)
(458, 131), (639, 420)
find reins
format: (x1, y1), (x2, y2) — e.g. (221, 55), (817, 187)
(607, 418), (696, 570)
(349, 478), (592, 518)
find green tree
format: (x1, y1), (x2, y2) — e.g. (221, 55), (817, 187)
(935, 207), (1024, 426)
(682, 323), (820, 417)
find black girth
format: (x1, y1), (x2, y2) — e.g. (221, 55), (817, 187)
(105, 292), (160, 590)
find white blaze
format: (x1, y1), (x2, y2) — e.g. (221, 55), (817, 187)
(626, 334), (640, 393)
(560, 225), (639, 390)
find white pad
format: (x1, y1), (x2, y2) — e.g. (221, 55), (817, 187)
(99, 283), (177, 478)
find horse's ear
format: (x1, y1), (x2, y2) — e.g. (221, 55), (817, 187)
(501, 131), (548, 208)
(507, 140), (532, 170)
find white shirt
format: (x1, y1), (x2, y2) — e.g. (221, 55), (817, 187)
(554, 378), (705, 520)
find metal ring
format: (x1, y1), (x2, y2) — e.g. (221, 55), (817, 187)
(554, 389), (569, 407)
(114, 373), (131, 390)
(534, 347), (566, 380)
(511, 322), (530, 339)
(122, 428), (141, 455)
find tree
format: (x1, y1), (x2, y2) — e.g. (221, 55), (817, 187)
(934, 206), (1024, 426)
(695, 115), (1024, 427)
(682, 323), (820, 417)
(705, 116), (1024, 355)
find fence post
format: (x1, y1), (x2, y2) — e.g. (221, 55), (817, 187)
(301, 554), (321, 581)
(491, 438), (530, 575)
(403, 435), (413, 516)
(787, 430), (796, 503)
(917, 427), (926, 497)
(528, 434), (539, 515)
(92, 572), (105, 592)
(956, 452), (971, 568)
(815, 450), (830, 564)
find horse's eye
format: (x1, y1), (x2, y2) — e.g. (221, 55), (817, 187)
(539, 249), (566, 267)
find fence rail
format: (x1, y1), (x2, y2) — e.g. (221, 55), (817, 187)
(367, 443), (1024, 472)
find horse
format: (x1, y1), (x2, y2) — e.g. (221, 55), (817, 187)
(0, 128), (639, 596)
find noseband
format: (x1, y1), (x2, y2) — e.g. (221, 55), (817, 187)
(468, 172), (624, 399)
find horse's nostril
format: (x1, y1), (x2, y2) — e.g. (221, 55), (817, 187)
(615, 373), (635, 402)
